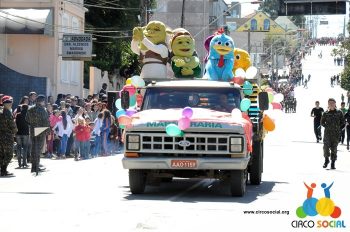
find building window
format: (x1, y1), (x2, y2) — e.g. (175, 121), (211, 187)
(251, 19), (257, 31)
(264, 19), (270, 30)
(72, 17), (80, 33)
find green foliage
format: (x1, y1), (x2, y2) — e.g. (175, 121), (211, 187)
(258, 0), (279, 20)
(341, 22), (350, 91)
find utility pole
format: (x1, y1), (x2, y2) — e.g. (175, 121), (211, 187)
(247, 29), (251, 53)
(181, 0), (186, 27)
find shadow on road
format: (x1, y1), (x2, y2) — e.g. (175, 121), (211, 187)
(123, 179), (288, 203)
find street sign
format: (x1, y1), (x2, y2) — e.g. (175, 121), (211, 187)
(62, 34), (92, 61)
(278, 0), (346, 15)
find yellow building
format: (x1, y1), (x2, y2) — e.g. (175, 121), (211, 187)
(236, 11), (286, 35)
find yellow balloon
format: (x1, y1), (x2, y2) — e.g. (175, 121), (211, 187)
(126, 78), (132, 85)
(263, 115), (275, 131)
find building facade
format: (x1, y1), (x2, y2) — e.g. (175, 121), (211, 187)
(0, 0), (86, 102)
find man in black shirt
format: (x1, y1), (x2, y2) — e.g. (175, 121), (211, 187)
(311, 101), (324, 143)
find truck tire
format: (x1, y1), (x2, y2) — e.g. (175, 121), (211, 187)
(230, 170), (246, 197)
(250, 140), (263, 185)
(129, 169), (146, 194)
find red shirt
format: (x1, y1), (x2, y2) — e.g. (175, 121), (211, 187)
(74, 125), (91, 142)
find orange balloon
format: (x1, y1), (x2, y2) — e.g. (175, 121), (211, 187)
(263, 115), (275, 131)
(118, 115), (132, 126)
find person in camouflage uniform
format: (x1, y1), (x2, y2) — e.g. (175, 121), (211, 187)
(26, 95), (50, 175)
(321, 98), (345, 169)
(0, 96), (18, 177)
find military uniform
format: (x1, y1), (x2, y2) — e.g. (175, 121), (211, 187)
(321, 109), (345, 168)
(0, 102), (18, 176)
(26, 101), (49, 174)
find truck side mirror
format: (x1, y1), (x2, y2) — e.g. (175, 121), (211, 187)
(258, 92), (269, 111)
(121, 91), (130, 110)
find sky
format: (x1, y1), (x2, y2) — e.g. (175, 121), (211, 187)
(224, 0), (349, 38)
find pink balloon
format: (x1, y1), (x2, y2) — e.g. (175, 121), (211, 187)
(182, 107), (193, 118)
(232, 76), (245, 85)
(118, 115), (132, 126)
(271, 102), (282, 110)
(265, 87), (273, 93)
(120, 84), (136, 96)
(178, 117), (191, 130)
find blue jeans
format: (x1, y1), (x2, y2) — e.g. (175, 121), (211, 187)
(76, 141), (90, 159)
(16, 135), (30, 166)
(59, 134), (68, 156)
(92, 135), (101, 157)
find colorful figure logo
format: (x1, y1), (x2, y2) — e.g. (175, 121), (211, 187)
(296, 182), (342, 219)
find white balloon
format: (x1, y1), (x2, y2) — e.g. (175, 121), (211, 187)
(235, 68), (246, 78)
(273, 93), (284, 103)
(231, 108), (242, 120)
(269, 103), (273, 110)
(245, 66), (257, 79)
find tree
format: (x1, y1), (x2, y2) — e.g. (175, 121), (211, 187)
(258, 0), (279, 20)
(340, 23), (350, 91)
(83, 0), (147, 88)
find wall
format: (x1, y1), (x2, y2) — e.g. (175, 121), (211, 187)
(89, 66), (113, 95)
(0, 34), (6, 64)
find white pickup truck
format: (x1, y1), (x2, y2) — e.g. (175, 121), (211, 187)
(122, 80), (268, 196)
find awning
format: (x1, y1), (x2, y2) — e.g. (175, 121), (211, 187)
(0, 8), (53, 36)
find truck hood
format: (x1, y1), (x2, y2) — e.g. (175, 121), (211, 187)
(129, 108), (251, 134)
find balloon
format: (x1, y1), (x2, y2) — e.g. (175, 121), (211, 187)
(271, 102), (282, 110)
(131, 75), (145, 88)
(118, 115), (132, 126)
(115, 99), (122, 109)
(274, 93), (284, 103)
(116, 109), (126, 118)
(243, 81), (253, 95)
(129, 95), (136, 106)
(126, 78), (132, 85)
(122, 84), (136, 96)
(126, 109), (137, 117)
(263, 115), (275, 131)
(243, 88), (253, 96)
(235, 68), (246, 78)
(182, 107), (193, 118)
(119, 125), (125, 129)
(240, 98), (251, 112)
(232, 76), (245, 85)
(166, 124), (183, 137)
(246, 66), (257, 79)
(268, 92), (274, 103)
(265, 87), (273, 93)
(231, 108), (242, 120)
(178, 117), (191, 130)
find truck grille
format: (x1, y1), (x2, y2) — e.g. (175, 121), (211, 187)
(139, 133), (233, 154)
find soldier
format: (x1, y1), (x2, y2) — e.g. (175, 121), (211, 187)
(0, 96), (18, 176)
(321, 98), (345, 169)
(311, 101), (324, 143)
(26, 95), (50, 175)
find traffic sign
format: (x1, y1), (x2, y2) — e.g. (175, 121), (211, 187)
(62, 34), (93, 61)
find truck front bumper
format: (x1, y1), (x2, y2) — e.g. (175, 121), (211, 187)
(122, 156), (250, 170)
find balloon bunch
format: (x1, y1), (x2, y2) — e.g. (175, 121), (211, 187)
(165, 107), (193, 137)
(115, 75), (146, 129)
(262, 88), (285, 132)
(232, 66), (258, 85)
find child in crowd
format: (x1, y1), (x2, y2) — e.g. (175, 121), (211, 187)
(53, 111), (73, 159)
(48, 109), (61, 158)
(74, 117), (92, 160)
(92, 112), (103, 158)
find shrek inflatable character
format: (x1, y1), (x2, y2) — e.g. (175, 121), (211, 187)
(131, 21), (169, 79)
(171, 31), (201, 78)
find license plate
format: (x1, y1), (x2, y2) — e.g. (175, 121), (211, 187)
(171, 160), (197, 169)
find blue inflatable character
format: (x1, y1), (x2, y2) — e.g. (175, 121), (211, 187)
(204, 33), (234, 81)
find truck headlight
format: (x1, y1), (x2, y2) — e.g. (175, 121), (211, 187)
(127, 135), (140, 151)
(230, 137), (243, 153)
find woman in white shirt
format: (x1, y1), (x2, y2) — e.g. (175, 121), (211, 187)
(53, 111), (73, 159)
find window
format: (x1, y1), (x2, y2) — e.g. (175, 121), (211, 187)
(71, 17), (80, 34)
(264, 19), (270, 30)
(250, 19), (257, 31)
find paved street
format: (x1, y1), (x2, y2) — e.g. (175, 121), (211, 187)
(1, 45), (350, 232)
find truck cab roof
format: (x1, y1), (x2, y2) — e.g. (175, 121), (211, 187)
(147, 79), (242, 89)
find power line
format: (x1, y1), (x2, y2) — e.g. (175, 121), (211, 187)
(63, 0), (139, 10)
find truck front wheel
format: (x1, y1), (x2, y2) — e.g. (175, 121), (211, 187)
(250, 140), (263, 185)
(129, 169), (147, 194)
(230, 170), (246, 197)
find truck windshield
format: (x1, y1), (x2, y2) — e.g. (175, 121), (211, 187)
(142, 87), (241, 113)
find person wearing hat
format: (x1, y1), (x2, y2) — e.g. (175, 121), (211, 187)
(25, 95), (50, 175)
(28, 92), (37, 106)
(0, 95), (18, 176)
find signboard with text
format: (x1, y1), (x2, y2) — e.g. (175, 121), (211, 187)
(62, 34), (92, 61)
